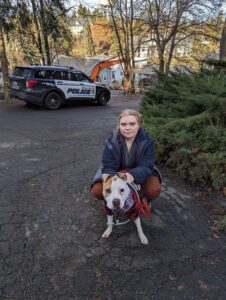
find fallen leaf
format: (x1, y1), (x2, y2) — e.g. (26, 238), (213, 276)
(199, 280), (208, 290)
(213, 233), (220, 239)
(194, 191), (203, 197)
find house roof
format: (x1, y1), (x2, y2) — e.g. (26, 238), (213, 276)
(54, 55), (114, 75)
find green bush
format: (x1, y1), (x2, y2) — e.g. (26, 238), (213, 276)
(141, 71), (226, 191)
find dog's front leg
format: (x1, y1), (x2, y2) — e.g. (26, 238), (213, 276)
(102, 215), (113, 238)
(134, 217), (148, 245)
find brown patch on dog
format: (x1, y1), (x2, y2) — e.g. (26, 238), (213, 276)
(102, 175), (112, 198)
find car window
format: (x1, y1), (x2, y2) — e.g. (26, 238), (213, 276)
(51, 71), (68, 80)
(34, 70), (68, 80)
(70, 72), (90, 82)
(13, 68), (31, 78)
(69, 72), (79, 81)
(35, 70), (51, 79)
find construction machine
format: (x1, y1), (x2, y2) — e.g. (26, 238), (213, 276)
(89, 57), (121, 82)
(89, 57), (130, 92)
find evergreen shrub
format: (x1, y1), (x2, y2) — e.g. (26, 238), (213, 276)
(141, 71), (226, 191)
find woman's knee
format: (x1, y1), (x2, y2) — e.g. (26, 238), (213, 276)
(142, 176), (161, 199)
(148, 184), (161, 199)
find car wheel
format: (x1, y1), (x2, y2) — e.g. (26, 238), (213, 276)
(44, 92), (62, 110)
(97, 91), (109, 106)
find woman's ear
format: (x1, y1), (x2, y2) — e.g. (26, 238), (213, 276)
(117, 172), (127, 181)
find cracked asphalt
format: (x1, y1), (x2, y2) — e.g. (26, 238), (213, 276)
(0, 93), (226, 300)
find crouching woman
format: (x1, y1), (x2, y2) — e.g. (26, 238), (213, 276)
(91, 109), (162, 201)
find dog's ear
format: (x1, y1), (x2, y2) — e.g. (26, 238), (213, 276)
(117, 172), (127, 181)
(102, 175), (112, 198)
(103, 174), (112, 183)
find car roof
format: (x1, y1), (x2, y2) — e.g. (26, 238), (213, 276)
(14, 65), (82, 72)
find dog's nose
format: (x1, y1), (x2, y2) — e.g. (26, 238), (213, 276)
(112, 198), (120, 207)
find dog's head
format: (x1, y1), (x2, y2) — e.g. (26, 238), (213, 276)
(102, 174), (130, 210)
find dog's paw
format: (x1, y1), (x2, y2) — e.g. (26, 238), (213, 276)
(101, 227), (112, 238)
(139, 234), (148, 245)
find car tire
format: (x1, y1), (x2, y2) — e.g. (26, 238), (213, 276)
(44, 92), (62, 110)
(97, 91), (109, 106)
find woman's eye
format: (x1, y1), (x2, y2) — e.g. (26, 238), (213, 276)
(120, 188), (124, 193)
(106, 188), (111, 194)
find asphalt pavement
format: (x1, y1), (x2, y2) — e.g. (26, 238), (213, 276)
(0, 93), (226, 299)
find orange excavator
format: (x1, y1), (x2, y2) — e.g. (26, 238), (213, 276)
(89, 57), (121, 82)
(89, 57), (130, 92)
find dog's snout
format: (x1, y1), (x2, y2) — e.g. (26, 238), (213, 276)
(112, 198), (120, 207)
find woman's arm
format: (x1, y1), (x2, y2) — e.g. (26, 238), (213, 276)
(102, 141), (118, 175)
(129, 140), (155, 184)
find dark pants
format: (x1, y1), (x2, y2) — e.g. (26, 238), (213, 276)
(90, 175), (161, 201)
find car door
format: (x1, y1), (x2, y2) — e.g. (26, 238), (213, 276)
(67, 72), (96, 99)
(51, 70), (72, 98)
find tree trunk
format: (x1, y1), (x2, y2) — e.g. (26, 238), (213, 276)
(219, 17), (226, 61)
(129, 0), (135, 94)
(40, 0), (51, 65)
(156, 35), (165, 73)
(158, 48), (165, 73)
(123, 51), (131, 94)
(109, 0), (135, 94)
(0, 26), (10, 101)
(165, 34), (176, 74)
(31, 0), (45, 65)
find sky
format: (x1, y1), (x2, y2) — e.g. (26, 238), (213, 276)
(68, 0), (226, 14)
(69, 0), (103, 10)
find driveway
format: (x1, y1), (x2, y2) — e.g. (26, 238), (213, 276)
(0, 94), (225, 299)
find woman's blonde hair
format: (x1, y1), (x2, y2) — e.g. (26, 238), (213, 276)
(117, 109), (143, 129)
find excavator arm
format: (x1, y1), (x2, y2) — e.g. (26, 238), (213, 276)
(89, 58), (121, 82)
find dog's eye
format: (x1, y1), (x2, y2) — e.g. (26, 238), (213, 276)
(120, 188), (125, 193)
(106, 188), (111, 194)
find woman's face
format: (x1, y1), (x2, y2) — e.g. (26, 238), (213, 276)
(119, 115), (140, 140)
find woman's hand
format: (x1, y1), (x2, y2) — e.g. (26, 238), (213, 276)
(125, 172), (134, 183)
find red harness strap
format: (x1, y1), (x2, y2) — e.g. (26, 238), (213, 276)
(103, 190), (151, 219)
(139, 198), (151, 217)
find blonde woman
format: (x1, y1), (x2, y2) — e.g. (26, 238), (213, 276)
(91, 109), (161, 201)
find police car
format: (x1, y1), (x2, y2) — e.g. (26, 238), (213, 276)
(9, 65), (111, 109)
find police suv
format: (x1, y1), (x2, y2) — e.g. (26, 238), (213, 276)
(9, 65), (111, 110)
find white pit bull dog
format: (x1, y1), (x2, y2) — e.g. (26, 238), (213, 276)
(102, 174), (148, 245)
